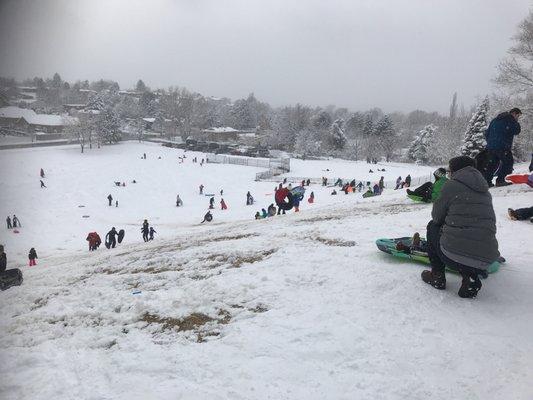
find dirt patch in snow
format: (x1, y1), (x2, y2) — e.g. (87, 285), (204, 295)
(313, 237), (357, 247)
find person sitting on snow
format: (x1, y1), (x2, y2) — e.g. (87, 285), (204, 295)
(201, 210), (213, 223)
(255, 212), (261, 220)
(407, 168), (447, 203)
(261, 208), (268, 218)
(421, 156), (500, 298)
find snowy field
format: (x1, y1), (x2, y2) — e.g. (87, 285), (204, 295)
(0, 143), (532, 400)
(0, 142), (434, 258)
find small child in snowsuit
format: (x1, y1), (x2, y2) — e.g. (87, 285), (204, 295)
(28, 248), (37, 266)
(149, 227), (156, 240)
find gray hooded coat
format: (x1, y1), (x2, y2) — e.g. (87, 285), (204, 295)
(431, 166), (500, 269)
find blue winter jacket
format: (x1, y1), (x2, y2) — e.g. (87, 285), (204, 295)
(485, 112), (520, 150)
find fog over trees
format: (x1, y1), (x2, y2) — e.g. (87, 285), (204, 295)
(1, 11), (532, 164)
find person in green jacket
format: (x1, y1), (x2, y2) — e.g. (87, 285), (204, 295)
(407, 168), (447, 203)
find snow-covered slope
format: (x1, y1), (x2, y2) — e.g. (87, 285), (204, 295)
(0, 144), (531, 400)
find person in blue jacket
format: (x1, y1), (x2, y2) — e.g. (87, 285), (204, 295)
(484, 107), (522, 187)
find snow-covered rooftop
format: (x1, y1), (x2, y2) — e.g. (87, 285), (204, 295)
(0, 106), (37, 120)
(203, 127), (239, 133)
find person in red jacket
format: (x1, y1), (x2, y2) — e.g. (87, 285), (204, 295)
(275, 185), (292, 215)
(220, 198), (228, 210)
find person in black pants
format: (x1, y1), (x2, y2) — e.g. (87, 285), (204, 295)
(106, 227), (119, 248)
(141, 220), (149, 242)
(508, 207), (533, 222)
(484, 108), (522, 187)
(107, 194), (113, 206)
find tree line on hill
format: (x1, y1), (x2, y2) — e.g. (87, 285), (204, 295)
(1, 12), (531, 162)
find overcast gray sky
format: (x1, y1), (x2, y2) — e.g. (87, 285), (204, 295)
(0, 0), (530, 113)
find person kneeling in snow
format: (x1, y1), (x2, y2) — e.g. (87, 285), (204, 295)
(421, 156), (500, 298)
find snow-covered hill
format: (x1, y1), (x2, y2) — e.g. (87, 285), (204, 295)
(0, 143), (532, 400)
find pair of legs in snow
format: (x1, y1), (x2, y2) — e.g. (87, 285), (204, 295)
(422, 221), (483, 298)
(508, 207), (533, 222)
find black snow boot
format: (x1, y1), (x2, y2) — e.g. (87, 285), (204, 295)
(458, 274), (482, 299)
(421, 269), (446, 290)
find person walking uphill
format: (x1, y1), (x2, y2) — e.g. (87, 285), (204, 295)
(106, 227), (119, 249)
(484, 107), (522, 187)
(421, 156), (500, 298)
(28, 248), (38, 266)
(141, 220), (149, 242)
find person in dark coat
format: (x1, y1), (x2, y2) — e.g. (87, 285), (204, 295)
(106, 227), (119, 248)
(508, 207), (533, 222)
(255, 212), (261, 220)
(209, 197), (215, 209)
(28, 248), (37, 266)
(141, 220), (149, 242)
(176, 194), (183, 207)
(40, 180), (46, 188)
(40, 168), (45, 178)
(12, 215), (20, 228)
(378, 176), (385, 193)
(0, 245), (6, 273)
(6, 216), (11, 229)
(107, 194), (113, 206)
(405, 174), (411, 188)
(201, 210), (213, 223)
(149, 227), (156, 240)
(421, 156), (500, 298)
(484, 107), (522, 187)
(306, 178), (311, 186)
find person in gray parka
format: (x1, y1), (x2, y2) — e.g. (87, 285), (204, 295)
(422, 156), (500, 298)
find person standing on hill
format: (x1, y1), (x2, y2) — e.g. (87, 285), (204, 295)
(12, 215), (20, 228)
(40, 168), (45, 178)
(199, 184), (204, 195)
(141, 220), (149, 242)
(149, 227), (156, 240)
(220, 198), (228, 210)
(176, 194), (183, 207)
(106, 227), (119, 248)
(107, 194), (113, 206)
(6, 216), (12, 229)
(405, 174), (412, 188)
(28, 248), (38, 266)
(378, 176), (385, 193)
(484, 107), (522, 187)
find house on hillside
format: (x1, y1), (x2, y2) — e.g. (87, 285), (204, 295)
(0, 106), (77, 134)
(0, 106), (38, 129)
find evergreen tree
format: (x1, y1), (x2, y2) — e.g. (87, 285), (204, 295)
(328, 119), (347, 150)
(460, 97), (489, 157)
(96, 107), (121, 144)
(374, 115), (396, 161)
(408, 124), (437, 164)
(136, 79), (147, 92)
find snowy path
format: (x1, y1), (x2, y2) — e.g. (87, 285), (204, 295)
(1, 180), (532, 400)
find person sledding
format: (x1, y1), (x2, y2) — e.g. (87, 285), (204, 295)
(267, 204), (276, 217)
(261, 208), (268, 218)
(220, 198), (228, 210)
(275, 184), (293, 215)
(201, 210), (213, 223)
(255, 211), (261, 220)
(406, 168), (447, 203)
(0, 244), (23, 290)
(421, 156), (500, 298)
(40, 168), (45, 178)
(362, 187), (375, 198)
(308, 191), (315, 203)
(86, 232), (101, 251)
(507, 172), (533, 223)
(28, 247), (38, 266)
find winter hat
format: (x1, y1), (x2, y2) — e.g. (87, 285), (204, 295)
(433, 167), (447, 178)
(510, 107), (522, 115)
(448, 156), (475, 173)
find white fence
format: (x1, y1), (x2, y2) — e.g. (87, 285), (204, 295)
(205, 154), (291, 181)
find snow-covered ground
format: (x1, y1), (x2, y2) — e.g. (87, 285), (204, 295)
(0, 142), (434, 259)
(0, 143), (531, 400)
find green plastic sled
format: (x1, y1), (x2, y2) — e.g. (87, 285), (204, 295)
(376, 237), (500, 276)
